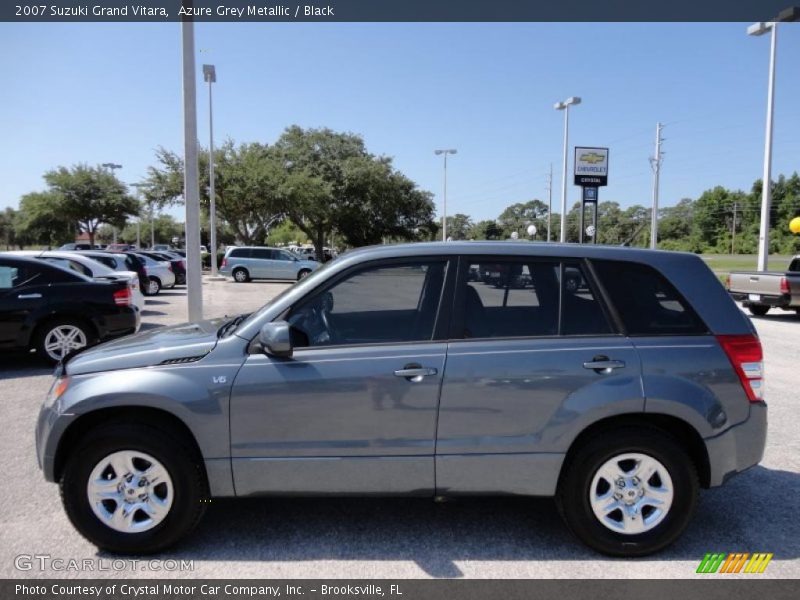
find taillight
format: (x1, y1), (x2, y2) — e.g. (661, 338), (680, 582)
(717, 334), (764, 402)
(221, 258), (227, 268)
(179, 260), (186, 270)
(780, 276), (789, 295)
(113, 287), (132, 307)
(725, 274), (731, 290)
(167, 264), (173, 272)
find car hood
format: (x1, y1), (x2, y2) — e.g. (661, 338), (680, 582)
(65, 318), (226, 376)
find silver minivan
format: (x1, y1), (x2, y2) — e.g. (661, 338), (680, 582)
(220, 246), (319, 282)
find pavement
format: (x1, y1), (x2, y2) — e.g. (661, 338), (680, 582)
(1, 277), (798, 579)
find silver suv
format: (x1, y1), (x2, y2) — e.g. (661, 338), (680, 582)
(36, 242), (766, 556)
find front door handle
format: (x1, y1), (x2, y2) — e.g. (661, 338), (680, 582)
(583, 355), (626, 373)
(394, 363), (438, 382)
(17, 293), (42, 299)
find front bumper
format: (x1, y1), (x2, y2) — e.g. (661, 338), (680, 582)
(704, 401), (767, 487)
(35, 398), (76, 481)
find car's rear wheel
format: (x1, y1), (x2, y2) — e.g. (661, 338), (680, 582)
(556, 427), (698, 556)
(297, 269), (312, 281)
(60, 422), (207, 554)
(146, 277), (162, 296)
(35, 319), (92, 364)
(748, 305), (769, 316)
(232, 268), (250, 283)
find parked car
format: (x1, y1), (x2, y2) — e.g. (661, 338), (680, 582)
(36, 243), (766, 556)
(136, 251), (186, 285)
(75, 250), (149, 298)
(152, 245), (173, 252)
(220, 246), (319, 282)
(6, 251), (144, 312)
(131, 253), (176, 295)
(106, 243), (135, 252)
(59, 243), (99, 251)
(1, 254), (139, 363)
(726, 255), (800, 316)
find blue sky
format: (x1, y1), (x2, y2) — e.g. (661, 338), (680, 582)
(1, 22), (798, 222)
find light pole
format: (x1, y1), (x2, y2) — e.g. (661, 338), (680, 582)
(748, 7), (798, 270)
(202, 64), (219, 278)
(129, 182), (147, 249)
(434, 149), (457, 241)
(102, 163), (123, 244)
(748, 20), (778, 272)
(182, 19), (203, 321)
(554, 97), (581, 243)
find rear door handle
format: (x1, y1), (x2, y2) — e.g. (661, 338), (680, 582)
(394, 364), (438, 382)
(583, 356), (626, 372)
(17, 293), (42, 299)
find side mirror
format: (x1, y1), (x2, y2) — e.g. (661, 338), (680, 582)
(258, 320), (293, 357)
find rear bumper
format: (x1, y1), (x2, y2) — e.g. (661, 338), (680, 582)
(730, 292), (795, 308)
(704, 402), (767, 487)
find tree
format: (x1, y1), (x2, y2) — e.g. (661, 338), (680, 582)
(16, 192), (75, 248)
(497, 200), (549, 238)
(275, 126), (435, 258)
(120, 214), (185, 247)
(0, 207), (19, 249)
(42, 164), (139, 246)
(467, 219), (503, 240)
(445, 214), (473, 240)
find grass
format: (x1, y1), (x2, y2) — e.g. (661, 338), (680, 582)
(700, 254), (794, 283)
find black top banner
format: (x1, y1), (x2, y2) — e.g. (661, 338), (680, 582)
(3, 0), (799, 22)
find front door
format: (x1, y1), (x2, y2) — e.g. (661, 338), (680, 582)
(230, 258), (453, 495)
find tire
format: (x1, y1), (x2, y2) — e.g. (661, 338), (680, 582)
(748, 305), (769, 317)
(35, 318), (93, 364)
(556, 426), (698, 557)
(60, 422), (208, 554)
(232, 268), (250, 283)
(146, 277), (161, 296)
(297, 269), (312, 281)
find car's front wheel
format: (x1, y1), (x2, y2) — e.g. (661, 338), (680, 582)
(60, 422), (208, 554)
(297, 269), (312, 281)
(556, 427), (698, 556)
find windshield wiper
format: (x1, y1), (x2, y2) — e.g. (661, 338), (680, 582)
(217, 313), (249, 338)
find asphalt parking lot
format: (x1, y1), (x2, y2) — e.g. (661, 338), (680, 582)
(1, 278), (798, 579)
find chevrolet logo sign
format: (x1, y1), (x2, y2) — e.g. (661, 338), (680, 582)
(580, 152), (606, 164)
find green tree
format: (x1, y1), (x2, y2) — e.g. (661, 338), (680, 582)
(275, 126), (435, 257)
(497, 199), (549, 238)
(0, 207), (20, 249)
(42, 164), (138, 246)
(16, 192), (75, 248)
(445, 213), (473, 240)
(120, 214), (185, 247)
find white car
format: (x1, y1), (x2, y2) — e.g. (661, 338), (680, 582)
(7, 250), (145, 311)
(133, 253), (176, 295)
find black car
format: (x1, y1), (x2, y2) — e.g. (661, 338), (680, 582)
(0, 255), (140, 363)
(137, 251), (186, 285)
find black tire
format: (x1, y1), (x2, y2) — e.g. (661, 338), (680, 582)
(297, 269), (312, 281)
(146, 277), (162, 296)
(232, 268), (250, 283)
(748, 305), (769, 317)
(34, 318), (93, 365)
(60, 422), (208, 554)
(556, 426), (698, 557)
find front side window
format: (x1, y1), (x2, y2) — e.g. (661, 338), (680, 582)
(460, 259), (612, 339)
(591, 260), (707, 335)
(288, 261), (447, 347)
(276, 250), (295, 261)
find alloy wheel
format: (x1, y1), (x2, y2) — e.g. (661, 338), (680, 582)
(44, 324), (87, 362)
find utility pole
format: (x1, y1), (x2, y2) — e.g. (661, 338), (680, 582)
(649, 122), (664, 249)
(731, 202), (738, 255)
(181, 19), (203, 322)
(546, 164), (553, 242)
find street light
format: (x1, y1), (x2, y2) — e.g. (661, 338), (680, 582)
(102, 163), (123, 243)
(202, 64), (220, 278)
(748, 7), (798, 271)
(434, 149), (457, 241)
(554, 96), (581, 243)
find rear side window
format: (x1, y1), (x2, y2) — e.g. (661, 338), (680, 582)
(251, 248), (274, 260)
(229, 248), (251, 258)
(91, 255), (116, 269)
(592, 260), (707, 335)
(460, 259), (612, 339)
(789, 258), (800, 272)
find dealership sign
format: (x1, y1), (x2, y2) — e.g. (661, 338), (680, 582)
(574, 147), (609, 186)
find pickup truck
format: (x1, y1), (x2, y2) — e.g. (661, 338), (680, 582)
(727, 255), (800, 316)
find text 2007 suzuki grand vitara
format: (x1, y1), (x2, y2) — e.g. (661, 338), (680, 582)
(37, 242), (766, 556)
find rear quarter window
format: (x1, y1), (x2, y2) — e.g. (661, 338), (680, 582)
(591, 260), (707, 336)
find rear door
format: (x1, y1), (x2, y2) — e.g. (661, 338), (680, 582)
(249, 248), (277, 279)
(435, 256), (643, 496)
